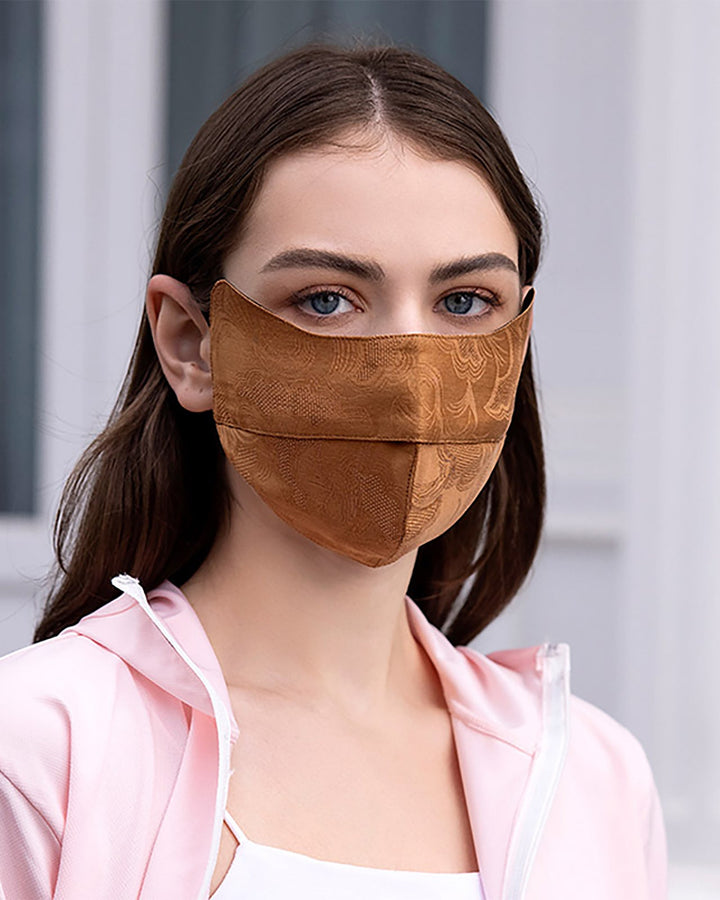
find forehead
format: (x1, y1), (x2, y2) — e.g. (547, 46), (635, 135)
(238, 137), (519, 265)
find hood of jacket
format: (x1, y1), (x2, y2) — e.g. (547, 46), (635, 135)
(66, 574), (568, 900)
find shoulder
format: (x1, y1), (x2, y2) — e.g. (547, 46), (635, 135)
(0, 629), (117, 717)
(459, 642), (665, 870)
(561, 696), (667, 888)
(0, 633), (113, 851)
(0, 628), (127, 726)
(0, 632), (134, 809)
(0, 590), (155, 726)
(458, 641), (657, 791)
(0, 617), (200, 895)
(566, 692), (659, 801)
(457, 642), (667, 889)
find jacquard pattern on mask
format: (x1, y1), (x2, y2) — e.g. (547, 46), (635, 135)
(402, 441), (506, 550)
(210, 281), (531, 443)
(217, 429), (504, 567)
(209, 280), (532, 567)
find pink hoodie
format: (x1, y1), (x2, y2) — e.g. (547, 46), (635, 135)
(0, 575), (667, 899)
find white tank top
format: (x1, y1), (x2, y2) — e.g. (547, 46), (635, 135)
(212, 811), (485, 899)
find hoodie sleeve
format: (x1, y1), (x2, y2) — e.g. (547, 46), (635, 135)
(0, 641), (71, 899)
(0, 769), (60, 899)
(565, 694), (669, 899)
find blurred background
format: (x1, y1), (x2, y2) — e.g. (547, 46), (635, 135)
(1, 0), (718, 895)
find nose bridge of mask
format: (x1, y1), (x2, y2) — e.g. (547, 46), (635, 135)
(209, 279), (533, 444)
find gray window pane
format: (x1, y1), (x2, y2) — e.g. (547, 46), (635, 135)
(166, 0), (488, 182)
(0, 1), (42, 514)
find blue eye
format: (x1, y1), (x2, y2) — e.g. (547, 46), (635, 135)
(293, 290), (353, 317)
(442, 291), (493, 316)
(290, 288), (499, 323)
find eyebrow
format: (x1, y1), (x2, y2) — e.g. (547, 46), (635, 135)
(259, 248), (518, 282)
(429, 253), (518, 282)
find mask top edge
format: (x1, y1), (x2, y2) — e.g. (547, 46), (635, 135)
(209, 278), (534, 343)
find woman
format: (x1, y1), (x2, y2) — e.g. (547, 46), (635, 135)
(0, 44), (666, 899)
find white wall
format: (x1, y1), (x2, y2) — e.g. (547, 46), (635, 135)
(480, 1), (720, 895)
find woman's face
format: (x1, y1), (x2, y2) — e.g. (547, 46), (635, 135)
(223, 133), (529, 336)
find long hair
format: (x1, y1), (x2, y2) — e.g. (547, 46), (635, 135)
(34, 43), (545, 647)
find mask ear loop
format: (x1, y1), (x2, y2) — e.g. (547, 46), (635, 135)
(521, 287), (535, 313)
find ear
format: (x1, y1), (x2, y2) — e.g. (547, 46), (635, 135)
(146, 274), (213, 413)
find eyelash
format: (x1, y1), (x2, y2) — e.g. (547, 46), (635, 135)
(289, 287), (502, 323)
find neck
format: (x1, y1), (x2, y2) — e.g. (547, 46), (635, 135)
(182, 471), (435, 722)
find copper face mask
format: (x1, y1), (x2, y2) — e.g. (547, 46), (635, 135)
(210, 279), (534, 568)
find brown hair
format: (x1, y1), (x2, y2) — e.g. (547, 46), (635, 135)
(34, 42), (544, 647)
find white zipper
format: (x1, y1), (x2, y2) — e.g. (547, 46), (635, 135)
(111, 574), (232, 900)
(501, 642), (570, 900)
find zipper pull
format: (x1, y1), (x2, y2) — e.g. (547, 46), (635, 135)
(112, 573), (139, 588)
(111, 574), (150, 609)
